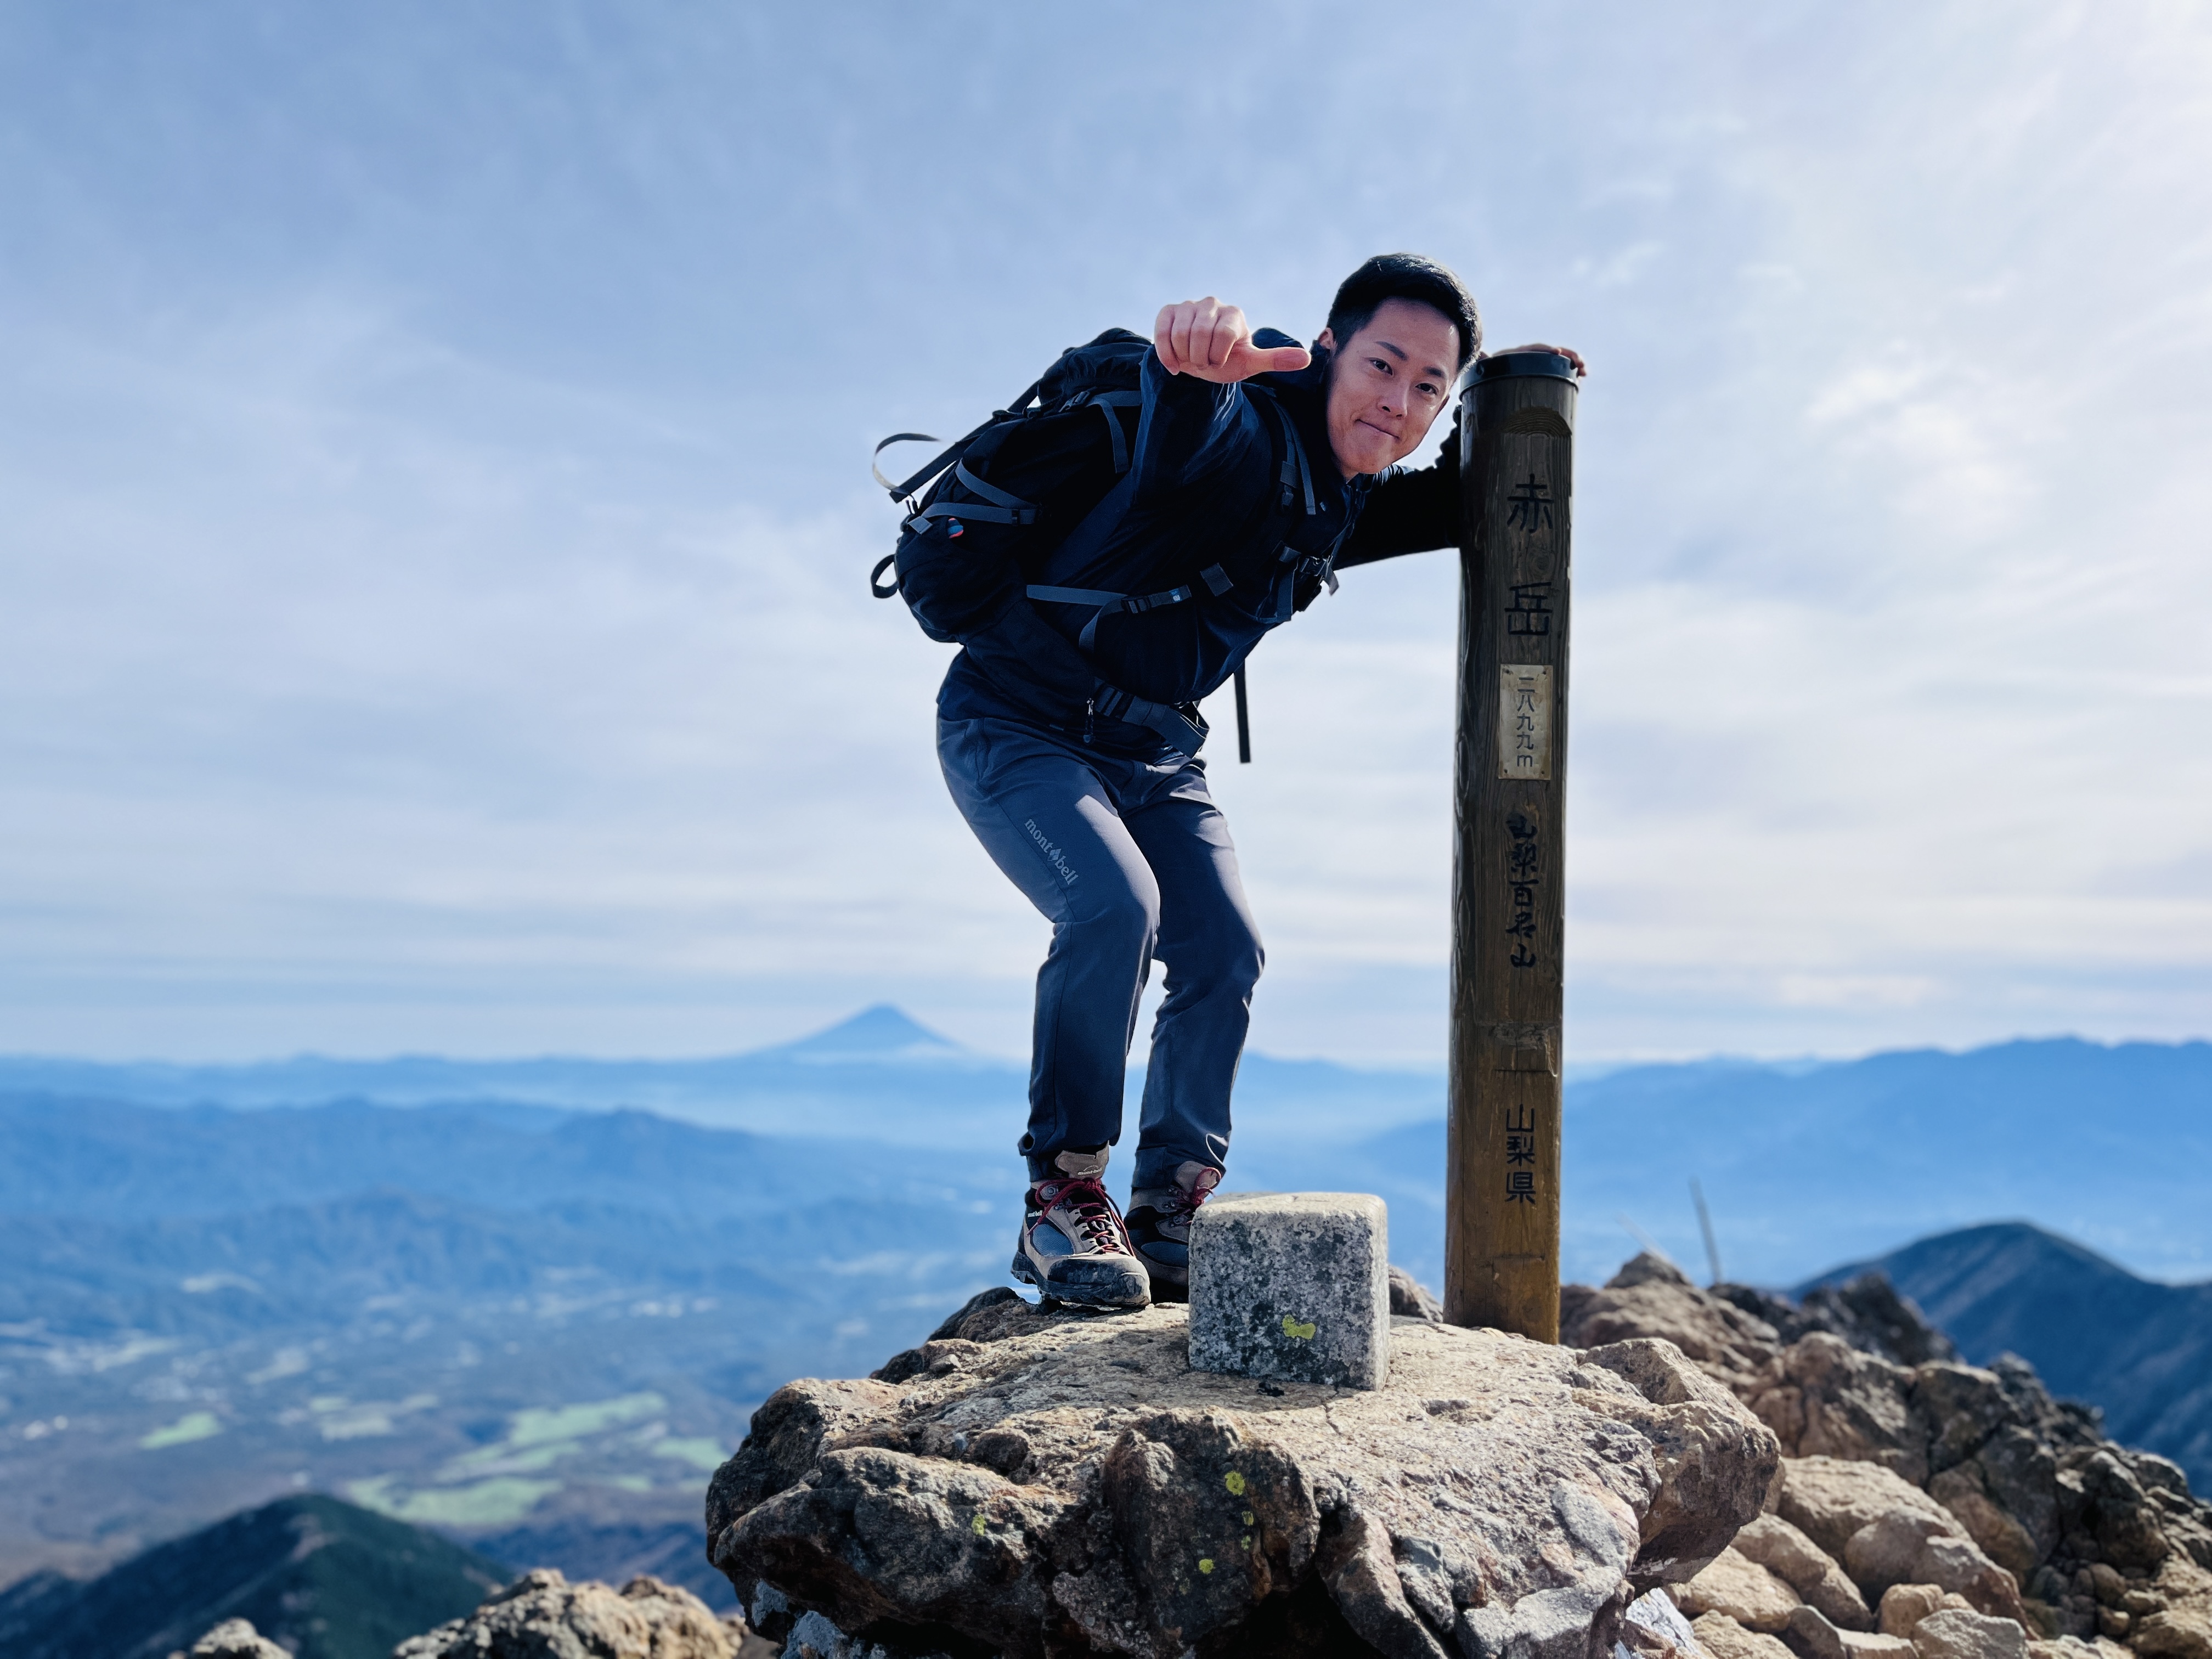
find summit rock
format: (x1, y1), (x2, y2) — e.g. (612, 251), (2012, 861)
(706, 1290), (1779, 1658)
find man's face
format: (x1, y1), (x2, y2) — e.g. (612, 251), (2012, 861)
(1315, 297), (1461, 479)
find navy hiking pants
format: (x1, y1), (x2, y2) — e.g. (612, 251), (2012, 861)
(937, 717), (1263, 1187)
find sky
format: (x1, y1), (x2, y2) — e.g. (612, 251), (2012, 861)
(2, 2), (2207, 1064)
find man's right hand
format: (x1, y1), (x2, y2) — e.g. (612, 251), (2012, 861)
(1153, 297), (1312, 382)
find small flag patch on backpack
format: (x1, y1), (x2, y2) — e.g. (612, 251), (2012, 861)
(947, 520), (964, 537)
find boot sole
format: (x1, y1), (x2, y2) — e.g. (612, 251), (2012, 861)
(1010, 1251), (1149, 1310)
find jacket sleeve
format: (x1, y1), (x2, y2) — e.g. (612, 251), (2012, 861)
(1129, 349), (1266, 506)
(1336, 406), (1462, 569)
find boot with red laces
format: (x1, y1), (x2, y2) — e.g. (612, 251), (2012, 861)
(1011, 1146), (1150, 1310)
(1124, 1160), (1221, 1301)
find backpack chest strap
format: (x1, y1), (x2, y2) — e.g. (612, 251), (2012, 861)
(1029, 563), (1233, 650)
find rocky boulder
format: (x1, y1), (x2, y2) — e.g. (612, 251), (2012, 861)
(1911, 1607), (2031, 1659)
(1733, 1513), (1875, 1630)
(1780, 1602), (1915, 1659)
(1778, 1459), (1964, 1566)
(2129, 1556), (2212, 1659)
(1673, 1549), (1804, 1632)
(1747, 1338), (1926, 1483)
(393, 1568), (751, 1658)
(1717, 1278), (1959, 1370)
(706, 1293), (1779, 1659)
(1842, 1514), (2024, 1623)
(1560, 1255), (2212, 1659)
(1392, 1267), (1446, 1323)
(2025, 1641), (2132, 1659)
(1691, 1609), (1798, 1659)
(167, 1621), (289, 1659)
(2134, 1604), (2212, 1659)
(1561, 1256), (1786, 1398)
(1881, 1587), (1979, 1637)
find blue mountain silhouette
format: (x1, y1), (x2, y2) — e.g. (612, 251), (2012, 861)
(1808, 1221), (2212, 1483)
(762, 1003), (989, 1064)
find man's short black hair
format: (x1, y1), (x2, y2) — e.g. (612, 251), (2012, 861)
(1324, 253), (1481, 370)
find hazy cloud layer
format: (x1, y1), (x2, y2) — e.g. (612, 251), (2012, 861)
(2, 2), (2206, 1060)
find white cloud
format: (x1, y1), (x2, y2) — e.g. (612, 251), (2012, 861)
(0, 1), (2207, 1063)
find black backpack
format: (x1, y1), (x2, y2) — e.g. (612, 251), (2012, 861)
(870, 329), (1314, 759)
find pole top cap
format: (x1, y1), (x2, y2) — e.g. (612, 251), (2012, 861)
(1472, 351), (1579, 384)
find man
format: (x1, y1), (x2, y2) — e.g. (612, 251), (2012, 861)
(935, 253), (1583, 1308)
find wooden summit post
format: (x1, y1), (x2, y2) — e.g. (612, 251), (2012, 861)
(1445, 351), (1577, 1340)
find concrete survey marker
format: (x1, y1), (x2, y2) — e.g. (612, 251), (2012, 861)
(1187, 1192), (1390, 1390)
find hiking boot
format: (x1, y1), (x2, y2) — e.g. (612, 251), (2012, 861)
(1011, 1147), (1150, 1310)
(1125, 1160), (1221, 1301)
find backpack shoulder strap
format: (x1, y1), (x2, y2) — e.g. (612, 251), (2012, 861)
(1026, 384), (1321, 644)
(1250, 386), (1316, 516)
(902, 460), (1042, 535)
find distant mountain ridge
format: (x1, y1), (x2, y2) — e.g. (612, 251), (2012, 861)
(7, 1022), (2208, 1288)
(0, 1005), (1011, 1116)
(1807, 1221), (2212, 1483)
(0, 1090), (992, 1222)
(0, 1494), (504, 1659)
(0, 1003), (1443, 1147)
(1570, 1035), (2212, 1283)
(11, 1015), (2207, 1282)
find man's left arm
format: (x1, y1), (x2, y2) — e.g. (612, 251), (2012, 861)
(1337, 342), (1585, 568)
(1335, 405), (1462, 568)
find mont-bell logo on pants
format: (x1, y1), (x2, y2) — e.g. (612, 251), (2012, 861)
(1024, 819), (1079, 885)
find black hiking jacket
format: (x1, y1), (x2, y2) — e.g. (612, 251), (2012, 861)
(938, 338), (1461, 757)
